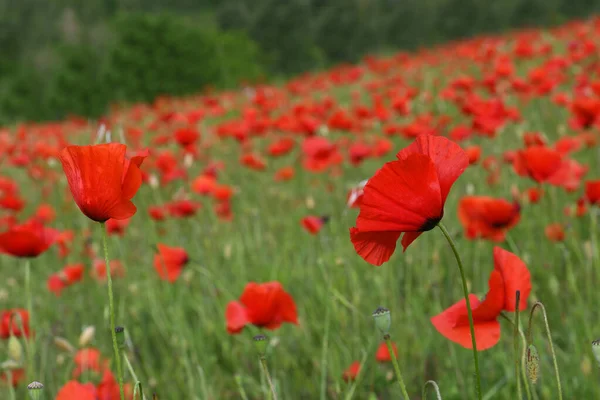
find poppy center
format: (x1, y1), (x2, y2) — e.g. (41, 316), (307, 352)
(420, 216), (441, 231)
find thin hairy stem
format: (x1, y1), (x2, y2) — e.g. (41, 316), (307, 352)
(260, 356), (278, 400)
(24, 259), (35, 383)
(437, 222), (482, 400)
(101, 224), (125, 400)
(500, 313), (532, 400)
(422, 380), (443, 399)
(384, 334), (410, 400)
(527, 302), (562, 400)
(514, 291), (522, 400)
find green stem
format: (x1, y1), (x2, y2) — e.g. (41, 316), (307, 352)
(422, 380), (443, 400)
(527, 302), (562, 400)
(124, 353), (147, 400)
(259, 356), (278, 400)
(6, 370), (16, 400)
(437, 222), (482, 400)
(101, 224), (125, 400)
(235, 375), (250, 400)
(514, 291), (522, 400)
(384, 334), (410, 400)
(500, 313), (532, 400)
(24, 259), (35, 384)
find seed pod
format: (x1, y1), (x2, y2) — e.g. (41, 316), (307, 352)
(591, 339), (600, 366)
(27, 381), (44, 400)
(253, 334), (268, 357)
(372, 307), (391, 335)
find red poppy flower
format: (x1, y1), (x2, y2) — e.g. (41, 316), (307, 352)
(148, 206), (166, 221)
(47, 264), (85, 296)
(465, 145), (481, 165)
(350, 135), (468, 266)
(225, 281), (298, 334)
(0, 219), (59, 258)
(342, 361), (361, 381)
(56, 380), (97, 400)
(105, 218), (131, 236)
(547, 158), (588, 192)
(526, 187), (543, 204)
(512, 146), (562, 183)
(92, 259), (125, 281)
(174, 127), (200, 148)
(431, 247), (530, 350)
(59, 143), (148, 222)
(585, 180), (600, 205)
(274, 166), (295, 182)
(73, 347), (105, 378)
(458, 196), (520, 241)
(375, 342), (398, 362)
(0, 309), (30, 339)
(301, 216), (329, 235)
(191, 174), (216, 195)
(33, 203), (56, 223)
(545, 223), (565, 242)
(154, 244), (189, 282)
(0, 368), (25, 387)
(166, 199), (201, 218)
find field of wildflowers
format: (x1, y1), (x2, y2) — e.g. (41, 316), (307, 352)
(2, 16), (600, 400)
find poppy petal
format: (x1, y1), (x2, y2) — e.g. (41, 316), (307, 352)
(493, 247), (531, 311)
(400, 231), (423, 251)
(431, 295), (501, 350)
(356, 154), (443, 233)
(397, 135), (468, 202)
(350, 228), (401, 266)
(106, 201), (137, 221)
(226, 301), (249, 334)
(456, 270), (505, 326)
(59, 144), (127, 222)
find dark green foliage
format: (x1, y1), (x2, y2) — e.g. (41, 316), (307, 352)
(45, 44), (108, 120)
(103, 13), (221, 103)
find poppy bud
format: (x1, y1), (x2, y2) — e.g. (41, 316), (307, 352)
(372, 307), (391, 336)
(592, 339), (600, 366)
(54, 337), (76, 354)
(253, 334), (268, 357)
(526, 344), (540, 384)
(79, 326), (96, 347)
(8, 335), (23, 363)
(115, 326), (126, 350)
(27, 381), (44, 400)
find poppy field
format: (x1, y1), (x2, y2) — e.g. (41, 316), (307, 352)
(3, 16), (600, 400)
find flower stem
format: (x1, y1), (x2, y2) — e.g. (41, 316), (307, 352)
(24, 259), (35, 383)
(422, 380), (443, 400)
(527, 302), (562, 400)
(101, 224), (125, 400)
(124, 352), (147, 400)
(514, 291), (522, 400)
(259, 356), (278, 400)
(437, 222), (482, 400)
(384, 334), (410, 400)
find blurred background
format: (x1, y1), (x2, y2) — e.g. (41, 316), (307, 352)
(0, 0), (599, 125)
